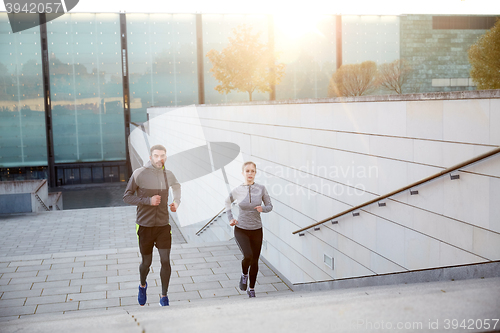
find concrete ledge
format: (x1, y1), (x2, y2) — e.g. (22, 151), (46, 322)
(150, 89), (500, 110)
(290, 261), (500, 292)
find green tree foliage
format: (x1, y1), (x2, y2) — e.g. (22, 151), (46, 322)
(206, 25), (285, 101)
(377, 59), (413, 94)
(328, 61), (378, 97)
(468, 19), (500, 89)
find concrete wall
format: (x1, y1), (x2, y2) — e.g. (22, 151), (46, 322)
(0, 179), (50, 213)
(146, 90), (500, 286)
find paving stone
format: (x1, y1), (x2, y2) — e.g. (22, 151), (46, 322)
(42, 258), (76, 265)
(35, 301), (78, 314)
(272, 282), (292, 291)
(79, 298), (121, 310)
(69, 277), (106, 286)
(180, 251), (213, 259)
(107, 263), (138, 271)
(116, 257), (140, 265)
(1, 271), (38, 279)
(75, 255), (108, 262)
(253, 283), (278, 293)
(72, 265), (109, 273)
(83, 259), (118, 267)
(7, 275), (48, 285)
(0, 305), (36, 317)
(25, 294), (67, 305)
(0, 277), (11, 286)
(199, 287), (240, 298)
(177, 268), (214, 277)
(172, 258), (207, 265)
(183, 281), (222, 292)
(170, 264), (187, 272)
(1, 289), (43, 300)
(82, 270), (119, 278)
(169, 276), (194, 285)
(0, 297), (26, 308)
(191, 274), (229, 283)
(205, 255), (239, 263)
(256, 276), (282, 284)
(167, 290), (201, 302)
(211, 266), (242, 274)
(67, 291), (106, 302)
(41, 286), (82, 296)
(33, 280), (70, 289)
(107, 275), (138, 284)
(106, 288), (138, 298)
(0, 283), (34, 293)
(81, 283), (119, 293)
(8, 260), (43, 267)
(46, 273), (84, 282)
(14, 265), (52, 272)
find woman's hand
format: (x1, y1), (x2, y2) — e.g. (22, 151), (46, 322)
(229, 219), (238, 226)
(254, 206), (263, 212)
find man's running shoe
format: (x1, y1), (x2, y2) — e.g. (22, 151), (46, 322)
(159, 295), (169, 306)
(247, 289), (256, 298)
(239, 274), (248, 291)
(138, 282), (147, 306)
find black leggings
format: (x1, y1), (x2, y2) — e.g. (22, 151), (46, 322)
(139, 248), (171, 296)
(234, 226), (263, 289)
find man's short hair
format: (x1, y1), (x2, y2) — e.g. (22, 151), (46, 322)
(150, 144), (167, 156)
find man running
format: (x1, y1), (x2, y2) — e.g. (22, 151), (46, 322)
(123, 144), (181, 307)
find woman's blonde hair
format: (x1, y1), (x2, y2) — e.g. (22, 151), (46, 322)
(242, 161), (257, 171)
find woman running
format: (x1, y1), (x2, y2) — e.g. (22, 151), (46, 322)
(225, 161), (273, 297)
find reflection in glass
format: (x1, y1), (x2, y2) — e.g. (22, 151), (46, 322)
(47, 13), (125, 164)
(127, 14), (198, 123)
(203, 14), (269, 104)
(0, 13), (46, 168)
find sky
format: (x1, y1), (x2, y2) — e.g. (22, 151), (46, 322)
(1, 0), (499, 15)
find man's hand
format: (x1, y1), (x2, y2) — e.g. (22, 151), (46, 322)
(169, 201), (178, 212)
(151, 195), (161, 206)
(229, 219), (238, 226)
(254, 206), (263, 212)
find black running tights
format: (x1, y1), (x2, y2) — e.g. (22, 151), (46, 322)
(234, 226), (263, 289)
(139, 248), (171, 295)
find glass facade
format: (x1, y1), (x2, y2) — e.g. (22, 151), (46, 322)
(203, 14), (269, 104)
(3, 12), (467, 186)
(127, 14), (198, 123)
(274, 15), (337, 100)
(46, 13), (125, 164)
(342, 15), (400, 65)
(0, 14), (46, 168)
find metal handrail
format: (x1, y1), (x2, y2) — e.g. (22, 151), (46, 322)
(292, 146), (500, 235)
(196, 207), (226, 236)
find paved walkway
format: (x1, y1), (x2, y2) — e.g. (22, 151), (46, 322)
(0, 207), (291, 321)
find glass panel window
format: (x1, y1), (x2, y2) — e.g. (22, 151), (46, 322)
(127, 14), (198, 123)
(274, 14), (337, 100)
(47, 13), (125, 163)
(342, 15), (400, 65)
(203, 14), (269, 104)
(0, 13), (46, 168)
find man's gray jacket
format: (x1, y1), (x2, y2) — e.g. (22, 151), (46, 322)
(123, 161), (181, 227)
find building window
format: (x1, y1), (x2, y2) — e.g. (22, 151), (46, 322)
(433, 16), (499, 30)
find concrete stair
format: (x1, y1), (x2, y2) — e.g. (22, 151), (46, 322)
(2, 276), (499, 333)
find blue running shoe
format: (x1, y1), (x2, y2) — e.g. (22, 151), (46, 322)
(159, 295), (169, 306)
(138, 282), (147, 306)
(247, 289), (256, 298)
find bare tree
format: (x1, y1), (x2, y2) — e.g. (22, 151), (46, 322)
(328, 61), (378, 97)
(377, 59), (413, 94)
